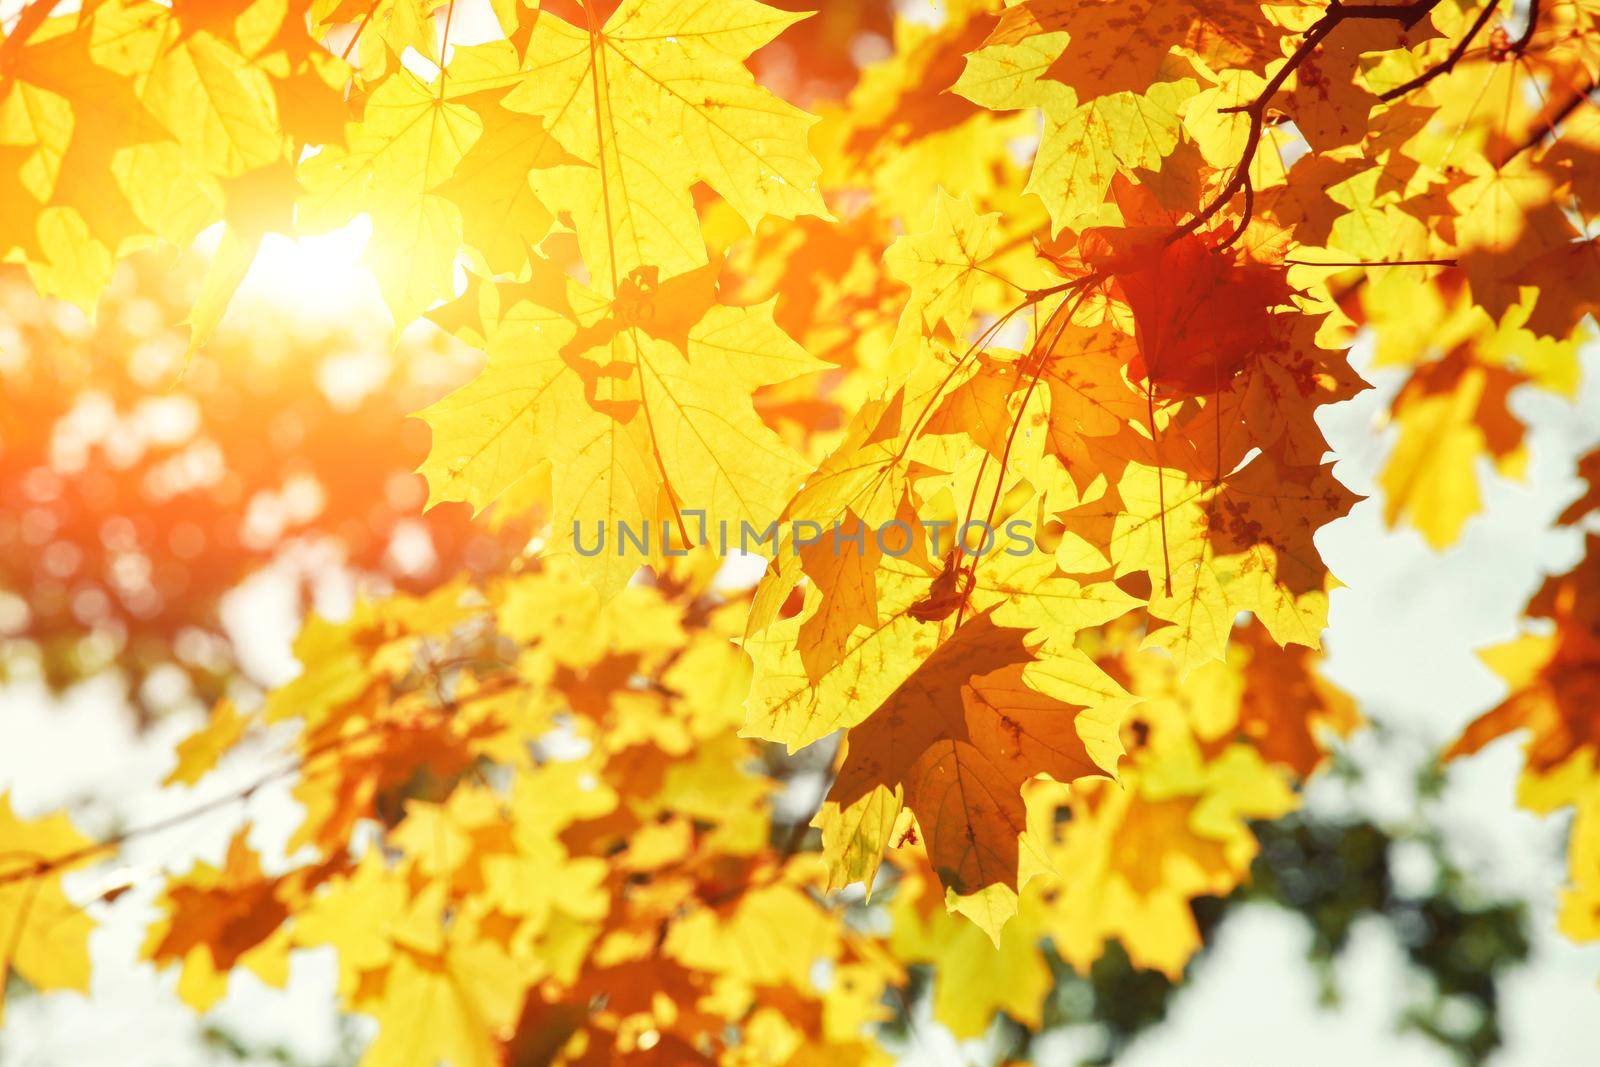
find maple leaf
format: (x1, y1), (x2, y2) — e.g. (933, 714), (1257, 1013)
(888, 864), (1052, 1037)
(0, 796), (96, 1024)
(665, 880), (842, 991)
(1280, 20), (1387, 152)
(797, 509), (883, 680)
(1514, 236), (1600, 340)
(1061, 454), (1356, 668)
(1032, 640), (1301, 977)
(348, 883), (530, 1067)
(883, 188), (1001, 343)
(1380, 352), (1526, 549)
(0, 10), (173, 305)
(296, 60), (485, 325)
(1192, 309), (1369, 469)
(6, 0), (1600, 1021)
(955, 45), (1195, 234)
(433, 90), (577, 275)
(142, 23), (287, 178)
(1081, 228), (1292, 398)
(744, 389), (922, 640)
(1448, 537), (1600, 775)
(164, 699), (251, 787)
(501, 0), (830, 285)
(142, 831), (298, 1010)
(826, 612), (1123, 898)
(1234, 622), (1361, 777)
(982, 0), (1286, 104)
(416, 278), (824, 594)
(1042, 741), (1295, 976)
(745, 555), (1136, 751)
(1446, 539), (1600, 957)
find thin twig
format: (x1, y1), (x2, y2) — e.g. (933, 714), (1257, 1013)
(1497, 74), (1597, 165)
(953, 281), (1098, 629)
(1283, 257), (1458, 266)
(0, 678), (517, 890)
(1216, 172), (1254, 250)
(1146, 386), (1173, 597)
(1380, 0), (1501, 101)
(339, 0), (381, 62)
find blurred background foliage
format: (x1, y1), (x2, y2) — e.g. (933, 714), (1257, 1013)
(0, 253), (524, 714)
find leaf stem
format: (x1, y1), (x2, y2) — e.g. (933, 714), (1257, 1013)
(1146, 386), (1174, 597)
(339, 0), (382, 62)
(954, 280), (1099, 629)
(1497, 73), (1597, 165)
(437, 0), (457, 96)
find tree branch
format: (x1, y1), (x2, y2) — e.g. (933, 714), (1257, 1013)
(0, 0), (61, 80)
(1509, 0), (1539, 54)
(1380, 0), (1501, 101)
(1172, 0), (1446, 245)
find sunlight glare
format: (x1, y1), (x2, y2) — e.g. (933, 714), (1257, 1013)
(231, 218), (383, 322)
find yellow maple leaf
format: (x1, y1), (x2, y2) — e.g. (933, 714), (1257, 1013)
(0, 795), (96, 1024)
(888, 864), (1051, 1039)
(496, 0), (825, 287)
(164, 700), (250, 787)
(1041, 741), (1295, 977)
(1379, 356), (1526, 549)
(501, 0), (829, 286)
(883, 188), (1001, 343)
(298, 58), (491, 326)
(417, 280), (823, 594)
(954, 22), (1193, 233)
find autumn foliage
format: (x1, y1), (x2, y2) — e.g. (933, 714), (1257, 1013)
(0, 0), (1597, 1062)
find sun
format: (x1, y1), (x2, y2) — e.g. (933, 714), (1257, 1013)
(227, 218), (386, 322)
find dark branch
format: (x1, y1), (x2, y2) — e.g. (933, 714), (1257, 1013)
(1380, 0), (1501, 101)
(1217, 172), (1254, 250)
(1509, 0), (1539, 54)
(1170, 0), (1446, 245)
(1327, 0), (1445, 23)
